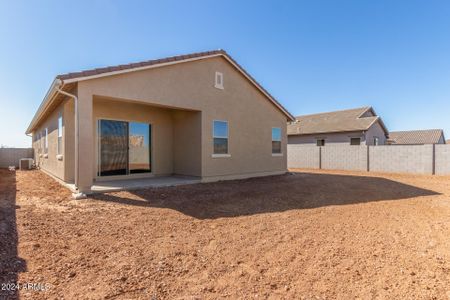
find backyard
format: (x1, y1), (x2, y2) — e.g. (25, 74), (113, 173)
(1, 168), (450, 299)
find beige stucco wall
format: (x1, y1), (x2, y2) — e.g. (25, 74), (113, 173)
(73, 56), (287, 191)
(63, 96), (75, 183)
(172, 110), (202, 176)
(32, 101), (65, 181)
(31, 55), (289, 192)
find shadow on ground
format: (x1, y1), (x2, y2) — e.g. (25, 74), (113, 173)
(91, 171), (439, 219)
(0, 169), (27, 300)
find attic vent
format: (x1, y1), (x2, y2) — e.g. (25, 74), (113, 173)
(215, 72), (224, 89)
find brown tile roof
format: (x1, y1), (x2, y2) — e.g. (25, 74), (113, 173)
(287, 107), (387, 136)
(388, 129), (445, 145)
(57, 50), (225, 81)
(55, 49), (294, 121)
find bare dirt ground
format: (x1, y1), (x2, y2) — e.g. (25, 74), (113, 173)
(1, 168), (450, 299)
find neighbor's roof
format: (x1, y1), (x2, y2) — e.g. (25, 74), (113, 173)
(26, 50), (294, 133)
(287, 106), (388, 136)
(388, 129), (445, 145)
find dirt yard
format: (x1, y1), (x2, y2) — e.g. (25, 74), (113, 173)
(1, 168), (450, 299)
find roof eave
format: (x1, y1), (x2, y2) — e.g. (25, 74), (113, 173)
(25, 78), (61, 134)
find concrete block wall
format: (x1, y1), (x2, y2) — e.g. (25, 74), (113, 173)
(287, 144), (320, 169)
(287, 144), (450, 176)
(0, 148), (34, 168)
(435, 144), (450, 175)
(322, 145), (368, 171)
(369, 145), (433, 175)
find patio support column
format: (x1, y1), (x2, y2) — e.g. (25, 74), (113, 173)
(76, 90), (94, 194)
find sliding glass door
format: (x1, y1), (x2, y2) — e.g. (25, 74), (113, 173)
(98, 119), (151, 177)
(129, 122), (151, 174)
(99, 120), (128, 176)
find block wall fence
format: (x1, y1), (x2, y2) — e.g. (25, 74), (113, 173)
(0, 148), (34, 168)
(288, 144), (450, 175)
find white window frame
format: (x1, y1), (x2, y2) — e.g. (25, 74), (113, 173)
(57, 113), (63, 157)
(212, 120), (230, 157)
(271, 127), (283, 156)
(43, 128), (48, 157)
(40, 130), (44, 150)
(373, 136), (379, 146)
(215, 72), (224, 90)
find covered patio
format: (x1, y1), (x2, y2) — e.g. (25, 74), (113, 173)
(66, 175), (201, 193)
(90, 175), (201, 193)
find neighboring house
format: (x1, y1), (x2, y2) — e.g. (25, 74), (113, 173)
(26, 50), (294, 195)
(287, 107), (389, 146)
(388, 129), (446, 145)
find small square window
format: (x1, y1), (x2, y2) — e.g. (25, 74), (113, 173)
(350, 138), (361, 145)
(316, 139), (325, 146)
(215, 72), (224, 89)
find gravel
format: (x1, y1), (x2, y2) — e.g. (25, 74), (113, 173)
(1, 168), (450, 299)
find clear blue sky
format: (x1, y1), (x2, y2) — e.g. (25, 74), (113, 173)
(1, 0), (450, 147)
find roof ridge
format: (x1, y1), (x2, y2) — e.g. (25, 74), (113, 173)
(56, 49), (226, 80)
(295, 106), (371, 119)
(390, 129), (443, 133)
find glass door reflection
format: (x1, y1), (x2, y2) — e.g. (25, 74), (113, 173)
(99, 120), (128, 176)
(128, 122), (151, 174)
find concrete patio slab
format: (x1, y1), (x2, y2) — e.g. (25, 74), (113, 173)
(90, 176), (201, 193)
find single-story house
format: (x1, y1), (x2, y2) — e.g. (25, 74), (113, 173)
(387, 129), (446, 145)
(287, 107), (389, 146)
(26, 50), (294, 196)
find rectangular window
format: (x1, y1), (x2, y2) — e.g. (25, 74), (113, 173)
(373, 137), (379, 146)
(57, 114), (63, 155)
(272, 127), (281, 154)
(35, 132), (40, 152)
(350, 137), (361, 145)
(316, 139), (325, 146)
(215, 72), (224, 89)
(40, 130), (44, 150)
(44, 128), (48, 153)
(213, 120), (228, 154)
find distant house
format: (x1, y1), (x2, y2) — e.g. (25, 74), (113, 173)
(287, 107), (389, 146)
(388, 129), (446, 145)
